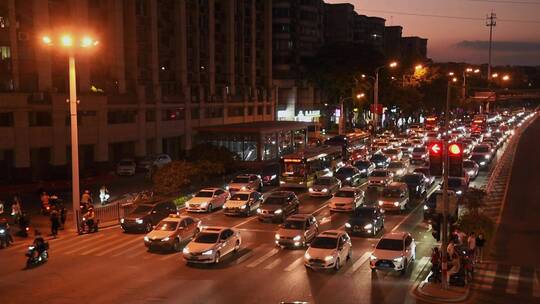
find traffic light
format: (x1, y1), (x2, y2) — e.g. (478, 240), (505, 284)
(428, 141), (443, 177)
(448, 142), (463, 177)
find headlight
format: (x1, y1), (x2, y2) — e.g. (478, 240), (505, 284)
(144, 236), (149, 242)
(416, 186), (420, 191)
(324, 255), (334, 262)
(293, 235), (302, 241)
(120, 218), (125, 224)
(0, 229), (4, 234)
(456, 190), (463, 195)
(485, 155), (490, 159)
(241, 186), (247, 191)
(480, 161), (486, 166)
(345, 223), (351, 228)
(360, 169), (366, 173)
(393, 202), (400, 207)
(308, 187), (314, 192)
(135, 218), (143, 224)
(378, 201), (384, 206)
(239, 205), (247, 209)
(275, 234), (280, 240)
(202, 250), (214, 255)
(200, 202), (209, 207)
(423, 205), (428, 210)
(304, 252), (311, 260)
(393, 256), (403, 263)
(225, 186), (230, 190)
(370, 255), (377, 260)
(161, 237), (170, 242)
(322, 188), (328, 193)
(274, 209), (283, 214)
(468, 170), (475, 175)
(346, 177), (351, 181)
(183, 247), (190, 254)
(364, 223), (373, 230)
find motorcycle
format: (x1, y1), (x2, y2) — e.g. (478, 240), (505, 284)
(78, 217), (99, 235)
(25, 244), (49, 268)
(18, 215), (30, 237)
(41, 203), (51, 215)
(0, 227), (11, 248)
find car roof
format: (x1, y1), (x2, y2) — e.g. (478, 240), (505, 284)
(267, 191), (294, 197)
(231, 190), (257, 195)
(339, 186), (357, 192)
(386, 182), (407, 188)
(201, 226), (229, 233)
(319, 230), (342, 238)
(236, 174), (258, 178)
(381, 231), (408, 240)
(199, 187), (221, 192)
(164, 214), (193, 222)
(286, 214), (312, 221)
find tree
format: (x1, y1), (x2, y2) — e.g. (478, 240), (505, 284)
(188, 144), (236, 172)
(152, 161), (194, 195)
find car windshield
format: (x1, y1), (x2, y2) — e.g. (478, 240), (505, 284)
(194, 232), (219, 244)
(382, 188), (402, 198)
(401, 174), (422, 184)
(154, 221), (178, 231)
(314, 178), (333, 186)
(310, 237), (338, 249)
(473, 146), (490, 153)
(230, 193), (249, 201)
(447, 179), (462, 188)
(133, 205), (153, 213)
(371, 171), (388, 177)
(413, 147), (426, 153)
(119, 161), (133, 166)
(353, 208), (375, 218)
(371, 154), (386, 161)
(414, 168), (429, 176)
(232, 177), (250, 183)
(388, 163), (403, 169)
(280, 220), (304, 230)
(264, 197), (286, 205)
(354, 161), (371, 168)
(195, 191), (214, 198)
(336, 167), (355, 175)
(335, 190), (354, 198)
(376, 238), (403, 251)
(384, 149), (399, 154)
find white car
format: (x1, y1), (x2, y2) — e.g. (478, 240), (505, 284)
(378, 182), (410, 212)
(368, 169), (393, 185)
(411, 147), (428, 163)
(387, 161), (407, 177)
(226, 174), (263, 193)
(116, 159), (136, 176)
(383, 148), (403, 161)
(328, 187), (364, 212)
(222, 190), (263, 216)
(370, 231), (416, 274)
(183, 227), (241, 264)
(304, 230), (352, 271)
(138, 154), (172, 171)
(186, 188), (229, 212)
(309, 176), (341, 197)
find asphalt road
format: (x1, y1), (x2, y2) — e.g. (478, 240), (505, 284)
(0, 144), (506, 304)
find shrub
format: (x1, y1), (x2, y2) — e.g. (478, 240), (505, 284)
(173, 195), (191, 209)
(192, 160), (226, 183)
(152, 161), (194, 195)
(188, 144), (236, 172)
(456, 211), (495, 242)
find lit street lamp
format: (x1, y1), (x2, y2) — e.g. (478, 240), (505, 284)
(338, 93), (364, 135)
(373, 61), (398, 133)
(462, 67), (481, 100)
(42, 33), (99, 231)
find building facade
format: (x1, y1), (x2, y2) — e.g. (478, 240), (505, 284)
(401, 36), (428, 62)
(0, 0), (274, 182)
(384, 25), (402, 60)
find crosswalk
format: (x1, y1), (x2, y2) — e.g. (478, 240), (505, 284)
(472, 262), (540, 299)
(1, 230), (430, 278)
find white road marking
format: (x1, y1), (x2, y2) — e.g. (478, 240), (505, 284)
(391, 202), (425, 233)
(284, 257), (305, 272)
(52, 234), (107, 254)
(505, 265), (520, 294)
(64, 234), (117, 255)
(345, 251), (372, 275)
(95, 236), (143, 256)
(235, 243), (266, 265)
(264, 257), (283, 270)
(233, 216), (257, 228)
(410, 257), (431, 283)
(246, 248), (280, 268)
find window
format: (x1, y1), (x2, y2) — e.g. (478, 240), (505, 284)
(145, 110), (155, 122)
(162, 108), (185, 121)
(28, 111), (52, 127)
(405, 236), (412, 247)
(0, 112), (14, 127)
(191, 107), (199, 119)
(108, 110), (137, 124)
(0, 16), (8, 28)
(0, 46), (10, 60)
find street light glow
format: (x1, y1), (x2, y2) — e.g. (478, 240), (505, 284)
(466, 68), (473, 73)
(61, 35), (73, 47)
(415, 64), (423, 70)
(448, 72), (455, 76)
(452, 77), (458, 82)
(42, 35), (52, 45)
(81, 36), (95, 48)
(361, 74), (366, 78)
(502, 75), (510, 81)
(356, 93), (365, 99)
(474, 69), (480, 73)
(389, 61), (398, 68)
(492, 73), (499, 78)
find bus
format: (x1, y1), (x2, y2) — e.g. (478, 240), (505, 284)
(280, 145), (343, 188)
(471, 115), (487, 133)
(424, 116), (438, 131)
(324, 132), (370, 160)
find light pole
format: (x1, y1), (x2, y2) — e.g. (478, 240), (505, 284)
(462, 68), (480, 101)
(42, 33), (98, 231)
(441, 74), (458, 289)
(338, 93), (364, 135)
(369, 61), (398, 135)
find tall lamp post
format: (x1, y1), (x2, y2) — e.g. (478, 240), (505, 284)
(338, 93), (364, 135)
(42, 33), (99, 231)
(374, 61), (398, 133)
(462, 68), (481, 101)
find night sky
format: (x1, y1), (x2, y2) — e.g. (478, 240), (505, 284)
(327, 0), (540, 66)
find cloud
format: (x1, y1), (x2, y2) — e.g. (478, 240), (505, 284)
(455, 40), (540, 52)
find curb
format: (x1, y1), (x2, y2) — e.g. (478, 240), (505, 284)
(410, 259), (470, 303)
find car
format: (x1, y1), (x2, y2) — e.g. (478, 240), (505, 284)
(425, 131), (440, 143)
(120, 200), (178, 233)
(443, 177), (468, 196)
(244, 162), (281, 186)
(410, 147), (428, 165)
(182, 227), (241, 264)
(387, 161), (408, 177)
(186, 188), (229, 213)
(463, 160), (479, 180)
(352, 160), (376, 177)
(304, 230), (352, 271)
(364, 184), (384, 206)
(257, 191), (299, 222)
(483, 138), (500, 150)
(368, 169), (393, 185)
(275, 214), (319, 248)
(137, 154), (172, 171)
(423, 191), (438, 222)
(400, 173), (428, 197)
(144, 215), (201, 252)
(378, 182), (410, 212)
(412, 167), (436, 186)
(226, 174), (263, 193)
(370, 231), (416, 274)
(334, 166), (362, 186)
(116, 159), (136, 176)
(328, 187), (364, 212)
(223, 190), (263, 216)
(469, 144), (493, 168)
(383, 148), (403, 161)
(399, 142), (415, 157)
(309, 176), (341, 197)
(344, 206), (385, 237)
(370, 153), (390, 169)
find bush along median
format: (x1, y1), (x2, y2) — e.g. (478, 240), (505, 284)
(456, 188), (495, 242)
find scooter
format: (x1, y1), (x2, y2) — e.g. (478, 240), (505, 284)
(18, 215), (30, 237)
(25, 244), (49, 268)
(78, 218), (99, 235)
(0, 227), (12, 248)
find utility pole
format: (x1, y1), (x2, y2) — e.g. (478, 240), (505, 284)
(486, 12), (496, 113)
(441, 79), (453, 289)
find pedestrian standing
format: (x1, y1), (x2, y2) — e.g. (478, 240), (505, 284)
(476, 233), (486, 263)
(430, 247), (441, 283)
(0, 200), (4, 216)
(59, 204), (67, 229)
(11, 197), (22, 224)
(447, 240), (456, 257)
(50, 208), (60, 238)
(467, 232), (476, 260)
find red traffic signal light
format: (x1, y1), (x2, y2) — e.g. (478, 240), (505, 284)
(448, 143), (462, 155)
(428, 141), (443, 177)
(429, 142), (442, 155)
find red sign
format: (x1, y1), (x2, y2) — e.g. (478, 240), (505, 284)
(370, 104), (384, 114)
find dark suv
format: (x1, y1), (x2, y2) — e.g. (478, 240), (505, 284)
(121, 200), (177, 233)
(257, 191), (300, 222)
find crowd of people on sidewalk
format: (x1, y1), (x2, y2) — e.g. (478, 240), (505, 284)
(429, 228), (486, 286)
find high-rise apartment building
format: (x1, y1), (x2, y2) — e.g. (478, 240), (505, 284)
(0, 0), (273, 182)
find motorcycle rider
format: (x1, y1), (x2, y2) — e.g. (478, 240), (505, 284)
(80, 190), (92, 212)
(40, 192), (51, 214)
(83, 206), (96, 232)
(32, 230), (47, 259)
(99, 185), (110, 205)
(0, 218), (13, 247)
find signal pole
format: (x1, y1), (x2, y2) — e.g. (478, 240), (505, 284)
(486, 12), (496, 112)
(441, 79), (452, 289)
